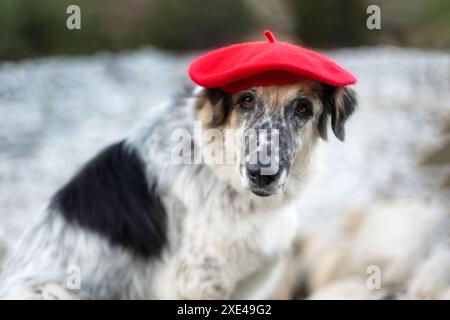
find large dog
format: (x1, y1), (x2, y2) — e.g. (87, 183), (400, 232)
(0, 81), (356, 299)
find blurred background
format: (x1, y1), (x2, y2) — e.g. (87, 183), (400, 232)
(1, 0), (450, 59)
(0, 0), (449, 299)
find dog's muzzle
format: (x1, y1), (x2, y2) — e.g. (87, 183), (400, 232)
(241, 161), (288, 197)
(240, 121), (292, 196)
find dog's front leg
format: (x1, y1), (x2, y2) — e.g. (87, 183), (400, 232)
(174, 253), (235, 300)
(157, 237), (237, 299)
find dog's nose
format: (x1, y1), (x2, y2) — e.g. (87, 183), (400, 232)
(246, 163), (279, 187)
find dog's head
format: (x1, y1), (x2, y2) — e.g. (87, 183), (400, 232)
(196, 81), (357, 197)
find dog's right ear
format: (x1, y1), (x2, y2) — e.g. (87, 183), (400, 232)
(197, 88), (231, 126)
(318, 85), (357, 141)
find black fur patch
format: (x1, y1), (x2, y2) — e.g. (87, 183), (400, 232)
(204, 88), (233, 126)
(51, 141), (167, 259)
(318, 85), (357, 141)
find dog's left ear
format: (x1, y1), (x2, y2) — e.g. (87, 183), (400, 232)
(318, 85), (357, 141)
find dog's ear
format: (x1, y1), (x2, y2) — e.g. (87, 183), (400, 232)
(197, 88), (232, 126)
(318, 85), (357, 141)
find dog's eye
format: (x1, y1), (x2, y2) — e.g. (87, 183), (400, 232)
(296, 106), (307, 114)
(239, 95), (255, 108)
(295, 99), (312, 116)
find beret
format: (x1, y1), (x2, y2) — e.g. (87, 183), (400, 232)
(189, 30), (357, 93)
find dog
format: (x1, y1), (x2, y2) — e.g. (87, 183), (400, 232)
(0, 81), (356, 299)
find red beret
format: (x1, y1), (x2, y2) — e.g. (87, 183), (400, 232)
(189, 30), (357, 93)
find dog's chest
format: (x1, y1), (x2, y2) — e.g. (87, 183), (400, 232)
(150, 201), (298, 299)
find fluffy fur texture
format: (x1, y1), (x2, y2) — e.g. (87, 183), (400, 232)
(52, 141), (167, 259)
(0, 81), (356, 299)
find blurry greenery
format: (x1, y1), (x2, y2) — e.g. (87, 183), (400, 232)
(414, 0), (450, 48)
(144, 0), (258, 51)
(286, 0), (450, 48)
(0, 0), (258, 60)
(0, 0), (106, 59)
(287, 0), (370, 48)
(365, 0), (450, 48)
(0, 0), (449, 60)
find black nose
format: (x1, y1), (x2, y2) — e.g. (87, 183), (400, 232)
(246, 163), (279, 187)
